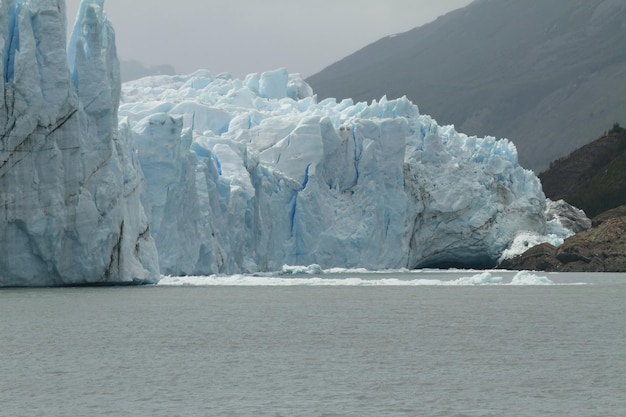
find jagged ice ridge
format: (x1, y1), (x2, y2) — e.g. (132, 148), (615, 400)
(120, 68), (580, 275)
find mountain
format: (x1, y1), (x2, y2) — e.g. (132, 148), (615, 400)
(0, 0), (158, 286)
(306, 0), (626, 173)
(120, 59), (176, 82)
(539, 124), (626, 218)
(119, 69), (579, 275)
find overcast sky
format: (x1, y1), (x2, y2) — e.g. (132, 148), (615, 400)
(65, 0), (473, 78)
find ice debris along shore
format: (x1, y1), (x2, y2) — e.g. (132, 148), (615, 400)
(158, 270), (556, 287)
(120, 69), (584, 276)
(0, 0), (158, 286)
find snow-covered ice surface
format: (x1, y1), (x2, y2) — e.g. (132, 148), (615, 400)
(119, 69), (582, 276)
(0, 0), (158, 286)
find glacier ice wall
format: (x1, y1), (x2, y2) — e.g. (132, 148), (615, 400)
(120, 69), (574, 275)
(0, 0), (158, 286)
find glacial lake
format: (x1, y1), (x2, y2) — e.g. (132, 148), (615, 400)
(1, 270), (625, 417)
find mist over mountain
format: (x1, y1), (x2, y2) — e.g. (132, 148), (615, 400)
(307, 0), (626, 172)
(120, 59), (176, 82)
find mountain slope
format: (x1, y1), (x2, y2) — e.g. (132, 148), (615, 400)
(540, 126), (626, 218)
(306, 0), (626, 172)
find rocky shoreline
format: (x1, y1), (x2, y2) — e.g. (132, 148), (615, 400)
(501, 206), (626, 272)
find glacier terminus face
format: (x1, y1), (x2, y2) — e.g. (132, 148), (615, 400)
(120, 69), (578, 276)
(1, 1), (582, 286)
(0, 0), (158, 286)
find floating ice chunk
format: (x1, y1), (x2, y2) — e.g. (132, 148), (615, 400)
(509, 271), (554, 285)
(157, 271), (555, 287)
(452, 272), (504, 285)
(280, 264), (324, 275)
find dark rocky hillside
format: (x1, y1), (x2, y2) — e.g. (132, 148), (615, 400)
(539, 125), (626, 218)
(307, 0), (626, 172)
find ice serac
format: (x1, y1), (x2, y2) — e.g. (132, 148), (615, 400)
(0, 0), (158, 286)
(121, 69), (578, 275)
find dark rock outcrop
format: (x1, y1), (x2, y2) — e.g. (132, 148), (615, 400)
(501, 206), (626, 272)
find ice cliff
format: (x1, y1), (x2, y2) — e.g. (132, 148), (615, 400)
(0, 0), (158, 286)
(0, 1), (580, 283)
(120, 69), (577, 275)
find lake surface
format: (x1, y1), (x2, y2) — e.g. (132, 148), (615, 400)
(1, 270), (625, 417)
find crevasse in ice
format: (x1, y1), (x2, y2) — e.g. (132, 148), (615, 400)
(120, 68), (579, 275)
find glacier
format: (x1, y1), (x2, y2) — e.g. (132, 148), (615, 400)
(0, 0), (158, 286)
(120, 68), (581, 276)
(1, 1), (583, 285)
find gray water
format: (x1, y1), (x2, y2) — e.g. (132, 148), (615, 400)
(1, 271), (625, 417)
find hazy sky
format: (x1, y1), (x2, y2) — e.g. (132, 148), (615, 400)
(65, 0), (473, 78)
